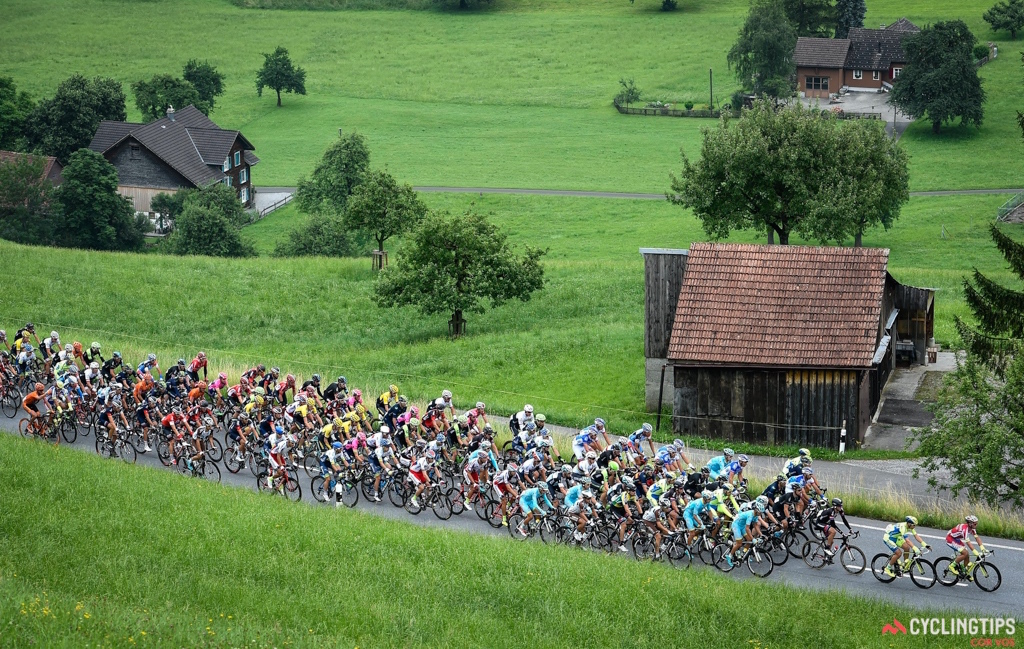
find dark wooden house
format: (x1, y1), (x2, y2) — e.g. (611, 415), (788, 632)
(643, 243), (934, 449)
(88, 105), (259, 212)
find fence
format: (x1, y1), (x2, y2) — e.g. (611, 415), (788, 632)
(837, 111), (882, 120)
(997, 192), (1024, 222)
(613, 101), (735, 118)
(247, 192), (293, 224)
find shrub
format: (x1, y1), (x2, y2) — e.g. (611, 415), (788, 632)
(661, 0), (677, 10)
(167, 203), (257, 258)
(272, 212), (368, 258)
(684, 100), (694, 110)
(973, 43), (991, 60)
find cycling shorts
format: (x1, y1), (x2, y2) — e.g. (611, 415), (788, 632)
(947, 539), (965, 553)
(609, 504), (626, 520)
(883, 535), (902, 552)
(410, 469), (428, 485)
(519, 495), (538, 512)
(463, 469), (481, 485)
(572, 443), (587, 460)
(731, 520), (751, 540)
(494, 482), (510, 496)
(683, 511), (702, 530)
(269, 452), (285, 470)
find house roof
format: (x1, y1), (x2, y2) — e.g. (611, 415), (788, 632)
(0, 150), (63, 184)
(794, 38), (851, 69)
(667, 243), (889, 368)
(88, 105), (259, 188)
(886, 17), (920, 33)
(845, 27), (911, 71)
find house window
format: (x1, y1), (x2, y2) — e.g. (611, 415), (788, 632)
(222, 158), (230, 173)
(239, 167), (248, 184)
(233, 151), (241, 167)
(129, 144), (141, 160)
(805, 76), (829, 91)
(893, 67), (903, 78)
(852, 70), (863, 80)
(239, 187), (248, 203)
(223, 175), (232, 187)
(872, 71), (880, 81)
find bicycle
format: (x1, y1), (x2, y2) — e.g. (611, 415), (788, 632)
(361, 467), (407, 507)
(19, 410), (60, 444)
(177, 450), (221, 483)
(257, 465), (302, 502)
(934, 549), (1002, 592)
(312, 466), (362, 508)
(405, 480), (454, 520)
(870, 546), (936, 589)
(712, 536), (775, 578)
(802, 529), (866, 574)
(508, 509), (558, 543)
(94, 427), (138, 464)
(0, 381), (21, 418)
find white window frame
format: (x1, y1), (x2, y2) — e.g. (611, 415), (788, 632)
(893, 67), (903, 79)
(223, 175), (232, 187)
(852, 69), (863, 80)
(872, 70), (880, 81)
(222, 158), (230, 173)
(239, 167), (248, 184)
(233, 151), (241, 167)
(240, 187), (248, 203)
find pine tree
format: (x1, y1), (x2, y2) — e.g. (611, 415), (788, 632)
(959, 224), (1024, 365)
(834, 0), (865, 38)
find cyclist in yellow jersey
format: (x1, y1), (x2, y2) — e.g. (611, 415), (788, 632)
(882, 516), (931, 577)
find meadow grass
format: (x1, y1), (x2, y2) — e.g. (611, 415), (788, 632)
(0, 434), (972, 648)
(0, 0), (1020, 191)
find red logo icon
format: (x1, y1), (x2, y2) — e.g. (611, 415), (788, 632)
(882, 619), (908, 635)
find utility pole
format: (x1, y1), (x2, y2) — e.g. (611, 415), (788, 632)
(709, 68), (713, 109)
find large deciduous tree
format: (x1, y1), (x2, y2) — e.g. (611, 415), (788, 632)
(984, 0), (1024, 39)
(56, 149), (146, 251)
(834, 0), (865, 38)
(132, 74), (205, 121)
(345, 169), (427, 268)
(890, 20), (986, 134)
(183, 60), (225, 111)
(669, 100), (909, 245)
(782, 0), (835, 37)
(26, 74), (126, 163)
(0, 77), (35, 151)
(373, 210), (546, 337)
(0, 154), (59, 246)
(727, 0), (798, 99)
(168, 201), (256, 258)
(295, 131), (370, 215)
(256, 46), (306, 107)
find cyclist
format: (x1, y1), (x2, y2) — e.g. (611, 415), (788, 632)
(208, 372), (229, 407)
(946, 515), (987, 578)
(508, 403), (534, 437)
(15, 323), (40, 349)
(642, 495), (674, 559)
(22, 382), (47, 431)
(784, 448), (812, 477)
(84, 342), (104, 367)
(464, 401), (488, 432)
(319, 441), (348, 505)
(165, 359), (188, 397)
(186, 351), (209, 383)
(16, 343), (36, 378)
(462, 449), (490, 511)
(137, 353), (160, 381)
(572, 424), (603, 460)
(408, 449), (438, 509)
(814, 498), (852, 556)
(517, 482), (553, 537)
(376, 384), (400, 417)
(301, 374), (324, 404)
(759, 474), (787, 506)
(226, 414), (254, 467)
(726, 454), (750, 488)
(162, 408), (193, 464)
(101, 351), (123, 382)
(604, 475), (639, 552)
(882, 516), (931, 578)
(324, 375), (347, 401)
(134, 396), (160, 453)
(705, 448), (734, 481)
(725, 500), (766, 567)
(564, 477), (597, 541)
(41, 330), (60, 372)
(101, 401), (130, 457)
(241, 363), (266, 386)
(683, 489), (718, 547)
(628, 423), (657, 459)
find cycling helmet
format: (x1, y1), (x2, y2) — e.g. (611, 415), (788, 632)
(332, 416), (345, 427)
(700, 466), (710, 476)
(63, 343), (73, 353)
(357, 432), (367, 443)
(434, 398), (444, 407)
(409, 418), (420, 427)
(380, 438), (391, 447)
(91, 342), (100, 351)
(337, 375), (346, 384)
(0, 330), (6, 340)
(25, 322), (34, 331)
(332, 441), (343, 450)
(352, 389), (361, 398)
(798, 448), (811, 457)
(253, 387), (266, 396)
(524, 404), (534, 414)
(177, 358), (186, 366)
(68, 365), (79, 375)
(239, 413), (251, 423)
(506, 462), (519, 472)
(380, 425), (391, 434)
(537, 482), (550, 493)
(582, 490), (595, 499)
(673, 476), (687, 488)
(753, 501), (766, 513)
(755, 495), (769, 507)
(218, 372), (227, 381)
(483, 422), (493, 432)
(113, 351), (121, 359)
(642, 422), (653, 434)
(580, 476), (592, 486)
(776, 473), (786, 482)
(388, 383), (398, 393)
(594, 417), (605, 428)
(425, 449), (436, 461)
(441, 389), (452, 399)
(525, 422), (537, 432)
(607, 461), (620, 473)
(197, 380), (208, 390)
(673, 439), (684, 449)
(198, 351), (206, 360)
(415, 439), (427, 449)
(659, 495), (673, 508)
(147, 396), (158, 406)
(585, 451), (597, 460)
(538, 438), (552, 448)
(50, 330), (59, 339)
(286, 374), (295, 385)
(34, 382), (45, 392)
(476, 401), (486, 410)
(620, 476), (635, 489)
(723, 447), (735, 458)
(270, 366), (280, 376)
(831, 497), (843, 508)
(172, 407), (184, 416)
(560, 464), (571, 474)
(257, 364), (266, 372)
(905, 516), (918, 527)
(272, 407), (283, 416)
(435, 432), (445, 442)
(965, 514), (978, 526)
(536, 414), (546, 424)
(297, 394), (307, 404)
(72, 341), (82, 353)
(147, 353), (156, 362)
(398, 395), (408, 405)
(90, 362), (99, 370)
(312, 374), (321, 383)
(802, 467), (814, 476)
(111, 383), (123, 391)
(737, 454), (749, 463)
(800, 456), (812, 465)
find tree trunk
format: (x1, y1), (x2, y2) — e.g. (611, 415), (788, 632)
(855, 230), (863, 247)
(449, 309), (466, 338)
(767, 230), (775, 245)
(932, 120), (941, 134)
(777, 230), (789, 245)
(276, 89), (282, 107)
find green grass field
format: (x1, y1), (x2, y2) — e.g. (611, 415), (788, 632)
(1, 0), (1021, 192)
(0, 434), (971, 648)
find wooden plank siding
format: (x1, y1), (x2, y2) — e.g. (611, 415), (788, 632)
(642, 250), (689, 359)
(673, 366), (861, 448)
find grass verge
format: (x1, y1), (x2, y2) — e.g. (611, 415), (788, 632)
(0, 434), (971, 648)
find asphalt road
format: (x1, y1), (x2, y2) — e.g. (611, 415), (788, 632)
(5, 413), (1020, 617)
(257, 186), (1024, 201)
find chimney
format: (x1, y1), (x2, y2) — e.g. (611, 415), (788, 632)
(166, 105), (175, 122)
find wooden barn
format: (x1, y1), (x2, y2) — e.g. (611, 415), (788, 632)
(642, 243), (934, 448)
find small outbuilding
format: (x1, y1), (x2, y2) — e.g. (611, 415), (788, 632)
(642, 243), (934, 448)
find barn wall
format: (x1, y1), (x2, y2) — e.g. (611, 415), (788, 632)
(673, 365), (862, 448)
(643, 249), (688, 410)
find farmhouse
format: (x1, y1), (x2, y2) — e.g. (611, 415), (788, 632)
(0, 150), (63, 186)
(88, 105), (258, 213)
(642, 243), (934, 449)
(794, 19), (920, 99)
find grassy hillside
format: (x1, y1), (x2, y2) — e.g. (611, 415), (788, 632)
(0, 0), (1020, 191)
(3, 192), (1019, 434)
(0, 434), (967, 648)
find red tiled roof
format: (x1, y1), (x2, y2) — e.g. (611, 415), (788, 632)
(0, 150), (63, 185)
(667, 243), (889, 368)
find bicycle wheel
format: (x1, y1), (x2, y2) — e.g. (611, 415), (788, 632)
(405, 489), (424, 515)
(311, 476), (328, 503)
(871, 554), (896, 583)
(666, 539), (692, 569)
(176, 456), (192, 476)
(450, 491), (467, 516)
(60, 419), (78, 444)
(431, 490), (453, 521)
(116, 440), (137, 464)
(303, 455), (322, 478)
(388, 480), (407, 508)
(484, 500), (506, 528)
(909, 559), (936, 589)
(711, 543), (735, 572)
(632, 536), (654, 561)
(18, 418), (31, 438)
(224, 446), (244, 474)
(1, 392), (20, 418)
(783, 530), (808, 559)
(205, 436), (223, 463)
(747, 548), (775, 578)
(157, 440), (174, 467)
(339, 479), (360, 508)
(508, 513), (529, 541)
(257, 471), (271, 493)
(201, 460), (221, 482)
(539, 517), (559, 544)
(803, 541), (827, 569)
(284, 472), (302, 502)
(840, 544), (866, 575)
(932, 557), (958, 587)
(472, 494), (490, 521)
(766, 536), (789, 566)
(972, 561), (1002, 592)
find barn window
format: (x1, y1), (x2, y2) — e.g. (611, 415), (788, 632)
(805, 76), (829, 91)
(129, 144), (141, 160)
